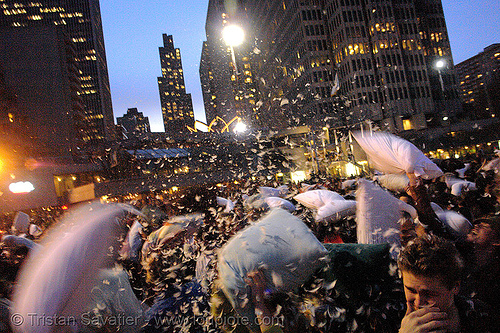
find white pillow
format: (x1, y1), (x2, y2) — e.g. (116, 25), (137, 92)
(481, 157), (500, 172)
(13, 211), (30, 235)
(436, 210), (472, 240)
(264, 197), (296, 212)
(353, 131), (443, 179)
(29, 224), (43, 238)
(1, 234), (40, 251)
(300, 183), (314, 191)
(430, 202), (445, 213)
(294, 189), (345, 209)
(84, 268), (145, 332)
(356, 179), (417, 259)
(316, 200), (357, 223)
(217, 208), (327, 330)
(120, 220), (143, 262)
(242, 193), (269, 210)
(450, 181), (476, 196)
(444, 174), (463, 188)
(300, 183), (327, 191)
(341, 179), (357, 189)
(456, 163), (470, 178)
(13, 203), (137, 333)
(142, 213), (203, 260)
(375, 174), (409, 192)
(258, 185), (288, 198)
(217, 196), (235, 213)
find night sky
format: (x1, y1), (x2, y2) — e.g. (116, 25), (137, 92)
(100, 0), (500, 132)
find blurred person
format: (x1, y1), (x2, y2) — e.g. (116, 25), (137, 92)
(245, 269), (284, 333)
(398, 235), (494, 333)
(460, 216), (500, 325)
(405, 173), (453, 240)
(0, 282), (12, 333)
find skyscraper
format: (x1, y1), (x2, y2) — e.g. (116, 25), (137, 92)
(202, 0), (463, 134)
(455, 44), (500, 120)
(0, 0), (115, 145)
(199, 41), (218, 127)
(157, 34), (194, 135)
(116, 107), (151, 139)
(0, 25), (85, 157)
(200, 0), (259, 132)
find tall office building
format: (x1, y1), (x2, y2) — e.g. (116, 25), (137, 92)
(199, 41), (218, 127)
(455, 44), (500, 120)
(0, 25), (85, 158)
(0, 0), (115, 145)
(247, 0), (334, 130)
(200, 0), (259, 132)
(157, 34), (195, 134)
(116, 107), (151, 139)
(202, 0), (462, 134)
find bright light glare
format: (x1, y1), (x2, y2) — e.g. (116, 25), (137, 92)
(291, 171), (307, 183)
(222, 25), (244, 46)
(442, 116), (449, 121)
(234, 122), (247, 133)
(9, 181), (35, 194)
(345, 162), (359, 177)
(435, 59), (446, 68)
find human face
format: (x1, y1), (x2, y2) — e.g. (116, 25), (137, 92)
(467, 222), (495, 248)
(402, 271), (459, 314)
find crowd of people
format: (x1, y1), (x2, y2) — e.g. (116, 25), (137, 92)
(0, 149), (499, 333)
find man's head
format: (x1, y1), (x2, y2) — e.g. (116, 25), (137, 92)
(467, 215), (500, 248)
(398, 235), (463, 313)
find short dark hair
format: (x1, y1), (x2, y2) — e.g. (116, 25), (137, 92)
(398, 235), (464, 290)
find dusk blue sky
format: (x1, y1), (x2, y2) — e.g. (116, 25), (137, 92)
(100, 0), (500, 132)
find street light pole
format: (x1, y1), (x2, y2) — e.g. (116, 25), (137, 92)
(434, 59), (449, 124)
(229, 46), (239, 75)
(222, 25), (244, 75)
(435, 59), (446, 98)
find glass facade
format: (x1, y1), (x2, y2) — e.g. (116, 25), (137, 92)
(157, 34), (195, 134)
(0, 0), (115, 145)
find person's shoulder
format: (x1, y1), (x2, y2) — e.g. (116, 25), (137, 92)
(455, 295), (497, 332)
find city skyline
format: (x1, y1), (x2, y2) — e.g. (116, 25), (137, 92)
(100, 0), (500, 132)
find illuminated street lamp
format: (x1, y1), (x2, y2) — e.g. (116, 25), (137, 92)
(222, 25), (244, 47)
(222, 24), (244, 74)
(233, 120), (247, 133)
(434, 59), (448, 122)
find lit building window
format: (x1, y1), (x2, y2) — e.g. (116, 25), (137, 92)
(403, 119), (412, 130)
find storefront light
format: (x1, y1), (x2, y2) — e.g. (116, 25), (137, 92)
(9, 181), (35, 194)
(345, 162), (358, 177)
